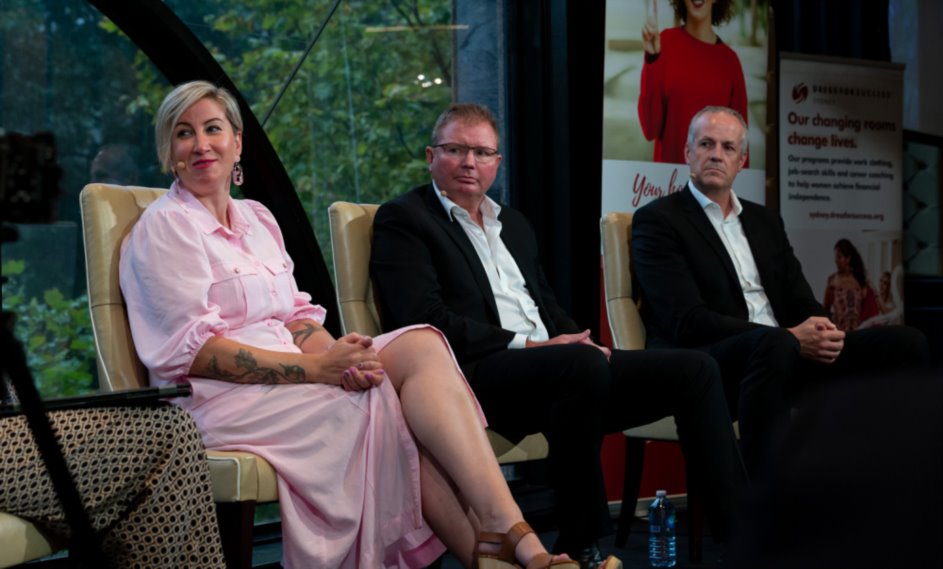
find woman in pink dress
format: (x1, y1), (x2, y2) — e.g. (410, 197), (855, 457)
(120, 81), (578, 569)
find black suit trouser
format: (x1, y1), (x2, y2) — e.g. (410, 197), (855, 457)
(701, 324), (929, 479)
(468, 344), (745, 551)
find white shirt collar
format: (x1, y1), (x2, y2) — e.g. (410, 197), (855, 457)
(688, 180), (743, 219)
(432, 180), (501, 222)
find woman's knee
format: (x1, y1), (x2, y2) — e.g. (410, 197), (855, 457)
(382, 327), (459, 384)
(382, 327), (447, 363)
(394, 326), (442, 347)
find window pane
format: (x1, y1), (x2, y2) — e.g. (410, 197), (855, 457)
(1, 0), (167, 397)
(162, 0), (454, 272)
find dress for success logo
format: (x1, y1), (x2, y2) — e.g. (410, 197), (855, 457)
(792, 83), (808, 103)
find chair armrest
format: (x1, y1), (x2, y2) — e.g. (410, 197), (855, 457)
(0, 512), (64, 568)
(487, 431), (549, 464)
(207, 450), (279, 503)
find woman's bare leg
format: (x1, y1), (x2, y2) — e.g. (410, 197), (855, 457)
(381, 328), (561, 565)
(418, 450), (479, 567)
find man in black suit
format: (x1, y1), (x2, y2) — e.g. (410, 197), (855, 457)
(631, 105), (928, 478)
(371, 103), (747, 567)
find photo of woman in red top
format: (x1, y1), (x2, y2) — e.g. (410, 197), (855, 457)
(638, 0), (749, 165)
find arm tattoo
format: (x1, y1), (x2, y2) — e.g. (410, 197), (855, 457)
(291, 322), (324, 347)
(203, 349), (308, 384)
(206, 356), (234, 380)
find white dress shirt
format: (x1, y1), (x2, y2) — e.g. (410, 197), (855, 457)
(688, 182), (779, 326)
(434, 183), (549, 348)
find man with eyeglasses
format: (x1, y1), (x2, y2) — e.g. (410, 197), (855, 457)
(371, 103), (746, 567)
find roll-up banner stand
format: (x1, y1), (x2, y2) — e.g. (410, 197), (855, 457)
(779, 53), (905, 330)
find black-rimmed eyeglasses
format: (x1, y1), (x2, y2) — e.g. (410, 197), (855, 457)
(431, 143), (500, 164)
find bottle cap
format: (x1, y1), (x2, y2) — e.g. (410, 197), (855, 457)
(655, 489), (667, 497)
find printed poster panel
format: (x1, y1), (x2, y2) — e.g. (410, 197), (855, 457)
(779, 54), (905, 330)
(601, 161), (765, 214)
(602, 0), (769, 215)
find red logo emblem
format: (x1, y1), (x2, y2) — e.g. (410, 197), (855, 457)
(792, 83), (809, 103)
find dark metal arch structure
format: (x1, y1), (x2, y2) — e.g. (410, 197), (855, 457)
(88, 0), (341, 335)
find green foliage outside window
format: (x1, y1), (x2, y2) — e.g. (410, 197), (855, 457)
(2, 259), (97, 398)
(113, 0), (453, 269)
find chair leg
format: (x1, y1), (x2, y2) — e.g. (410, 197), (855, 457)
(687, 489), (703, 564)
(216, 501), (257, 569)
(616, 437), (646, 547)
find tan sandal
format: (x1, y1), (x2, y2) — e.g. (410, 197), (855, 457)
(477, 521), (580, 569)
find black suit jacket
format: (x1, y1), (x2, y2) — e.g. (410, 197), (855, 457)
(631, 186), (827, 349)
(371, 184), (579, 371)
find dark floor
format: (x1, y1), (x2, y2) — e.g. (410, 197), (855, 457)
(429, 479), (721, 569)
(26, 508), (719, 569)
(436, 509), (722, 569)
(244, 494), (719, 569)
(24, 483), (720, 569)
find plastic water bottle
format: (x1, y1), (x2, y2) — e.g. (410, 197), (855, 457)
(648, 489), (677, 567)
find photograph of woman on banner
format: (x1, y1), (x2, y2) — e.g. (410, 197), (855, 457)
(637, 0), (749, 165)
(877, 270), (898, 315)
(823, 238), (881, 331)
(600, 0), (766, 167)
(858, 267), (905, 328)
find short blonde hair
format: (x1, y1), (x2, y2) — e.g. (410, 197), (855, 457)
(155, 80), (243, 172)
(431, 103), (499, 147)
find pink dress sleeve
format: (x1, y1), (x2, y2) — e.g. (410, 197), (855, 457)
(120, 206), (228, 382)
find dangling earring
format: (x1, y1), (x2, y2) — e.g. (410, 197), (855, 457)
(232, 161), (244, 186)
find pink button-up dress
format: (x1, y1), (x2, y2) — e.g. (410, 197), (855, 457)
(120, 182), (480, 568)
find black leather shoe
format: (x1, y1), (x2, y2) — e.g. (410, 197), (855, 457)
(571, 546), (622, 569)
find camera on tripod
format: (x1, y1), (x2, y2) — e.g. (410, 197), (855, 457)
(1, 132), (62, 228)
(1, 132), (63, 403)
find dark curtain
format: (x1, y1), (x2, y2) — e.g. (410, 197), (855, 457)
(773, 0), (891, 60)
(506, 0), (605, 332)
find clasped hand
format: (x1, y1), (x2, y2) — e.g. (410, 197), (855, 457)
(525, 329), (612, 360)
(788, 316), (845, 364)
(324, 333), (385, 391)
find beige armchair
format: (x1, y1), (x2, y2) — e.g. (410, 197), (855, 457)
(0, 512), (63, 568)
(79, 183), (277, 569)
(327, 201), (549, 463)
(602, 211), (743, 562)
(601, 211), (679, 540)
